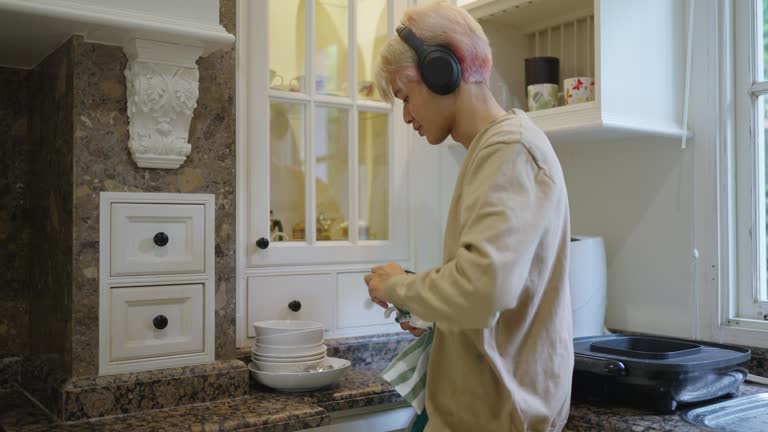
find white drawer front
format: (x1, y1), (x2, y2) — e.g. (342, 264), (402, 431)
(110, 203), (205, 276)
(337, 272), (395, 329)
(110, 284), (205, 362)
(247, 274), (334, 338)
(331, 406), (415, 432)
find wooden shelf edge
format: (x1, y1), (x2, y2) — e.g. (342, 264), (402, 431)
(525, 104), (691, 144)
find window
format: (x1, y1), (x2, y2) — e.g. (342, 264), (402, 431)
(734, 0), (768, 324)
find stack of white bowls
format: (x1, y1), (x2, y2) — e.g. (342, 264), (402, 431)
(251, 320), (327, 372)
(249, 320), (351, 392)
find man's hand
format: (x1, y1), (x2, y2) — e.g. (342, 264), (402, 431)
(363, 262), (405, 309)
(400, 321), (427, 337)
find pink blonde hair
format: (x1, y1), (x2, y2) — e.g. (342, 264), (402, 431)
(375, 2), (492, 103)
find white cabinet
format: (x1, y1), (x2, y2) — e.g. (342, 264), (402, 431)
(460, 0), (689, 144)
(99, 192), (215, 375)
(336, 272), (395, 329)
(296, 405), (415, 432)
(329, 405), (414, 432)
(109, 284), (205, 362)
(0, 0), (233, 69)
(110, 203), (206, 276)
(236, 0), (410, 345)
(246, 274), (335, 337)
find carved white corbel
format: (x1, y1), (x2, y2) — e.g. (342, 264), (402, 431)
(123, 39), (204, 169)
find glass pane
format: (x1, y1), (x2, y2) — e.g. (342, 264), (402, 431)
(269, 0), (306, 92)
(315, 107), (350, 241)
(358, 111), (389, 240)
(764, 0), (768, 80)
(316, 0), (349, 96)
(357, 0), (388, 100)
(270, 102), (306, 242)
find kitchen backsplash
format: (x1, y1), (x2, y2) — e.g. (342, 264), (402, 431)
(0, 66), (32, 359)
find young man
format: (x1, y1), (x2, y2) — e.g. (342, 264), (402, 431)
(363, 3), (574, 431)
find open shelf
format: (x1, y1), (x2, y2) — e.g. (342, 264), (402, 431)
(527, 102), (690, 144)
(460, 0), (690, 144)
(460, 0), (593, 31)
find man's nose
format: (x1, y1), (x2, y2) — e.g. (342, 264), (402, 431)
(402, 105), (413, 124)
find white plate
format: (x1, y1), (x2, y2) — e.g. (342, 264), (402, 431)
(252, 343), (327, 358)
(251, 356), (326, 373)
(252, 320), (324, 347)
(249, 357), (351, 392)
(251, 352), (326, 363)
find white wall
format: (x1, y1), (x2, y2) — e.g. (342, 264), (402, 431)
(556, 136), (697, 338)
(556, 0), (720, 340)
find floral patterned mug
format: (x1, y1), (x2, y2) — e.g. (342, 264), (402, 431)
(527, 83), (560, 111)
(563, 77), (595, 105)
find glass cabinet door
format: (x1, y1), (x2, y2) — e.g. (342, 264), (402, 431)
(250, 0), (407, 266)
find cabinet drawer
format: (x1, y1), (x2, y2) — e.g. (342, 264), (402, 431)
(110, 203), (205, 276)
(247, 274), (334, 338)
(337, 272), (395, 329)
(110, 284), (205, 362)
(331, 406), (415, 432)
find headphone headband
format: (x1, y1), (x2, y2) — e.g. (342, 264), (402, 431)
(395, 24), (461, 96)
(396, 25), (425, 56)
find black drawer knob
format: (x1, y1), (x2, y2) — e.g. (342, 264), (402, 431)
(153, 315), (168, 330)
(153, 232), (169, 247)
(288, 300), (302, 312)
(256, 237), (270, 250)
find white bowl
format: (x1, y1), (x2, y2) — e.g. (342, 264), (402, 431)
(251, 352), (326, 363)
(251, 356), (326, 373)
(249, 357), (351, 392)
(252, 342), (327, 358)
(252, 320), (324, 347)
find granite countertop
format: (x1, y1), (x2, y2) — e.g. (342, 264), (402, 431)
(3, 363), (768, 432)
(0, 364), (403, 432)
(567, 382), (768, 432)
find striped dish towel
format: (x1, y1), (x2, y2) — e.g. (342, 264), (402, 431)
(380, 329), (434, 414)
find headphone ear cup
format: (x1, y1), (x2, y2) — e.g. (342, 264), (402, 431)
(420, 46), (461, 95)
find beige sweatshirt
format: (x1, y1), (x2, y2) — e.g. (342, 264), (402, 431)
(385, 110), (573, 432)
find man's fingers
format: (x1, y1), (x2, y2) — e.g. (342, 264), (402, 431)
(371, 296), (388, 309)
(400, 321), (427, 337)
(410, 328), (426, 337)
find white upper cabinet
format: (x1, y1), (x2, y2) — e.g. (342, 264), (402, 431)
(460, 0), (689, 144)
(0, 0), (233, 68)
(241, 0), (410, 268)
(237, 0), (412, 344)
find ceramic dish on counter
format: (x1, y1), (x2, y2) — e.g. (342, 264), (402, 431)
(252, 320), (324, 347)
(251, 352), (326, 363)
(251, 356), (327, 373)
(249, 357), (351, 392)
(251, 343), (327, 358)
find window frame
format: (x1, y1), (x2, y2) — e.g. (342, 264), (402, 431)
(732, 0), (768, 326)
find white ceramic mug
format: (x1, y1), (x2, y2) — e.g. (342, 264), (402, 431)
(563, 77), (595, 105)
(527, 83), (559, 111)
(269, 69), (284, 88)
(289, 75), (304, 92)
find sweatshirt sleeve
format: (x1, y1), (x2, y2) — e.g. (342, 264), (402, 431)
(385, 142), (561, 329)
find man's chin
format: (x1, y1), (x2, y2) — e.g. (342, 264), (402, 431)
(426, 134), (449, 145)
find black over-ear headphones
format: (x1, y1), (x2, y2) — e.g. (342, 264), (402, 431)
(396, 24), (461, 96)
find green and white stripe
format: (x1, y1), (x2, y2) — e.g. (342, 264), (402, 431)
(381, 329), (434, 414)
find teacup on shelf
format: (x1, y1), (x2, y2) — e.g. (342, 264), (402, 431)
(563, 77), (595, 105)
